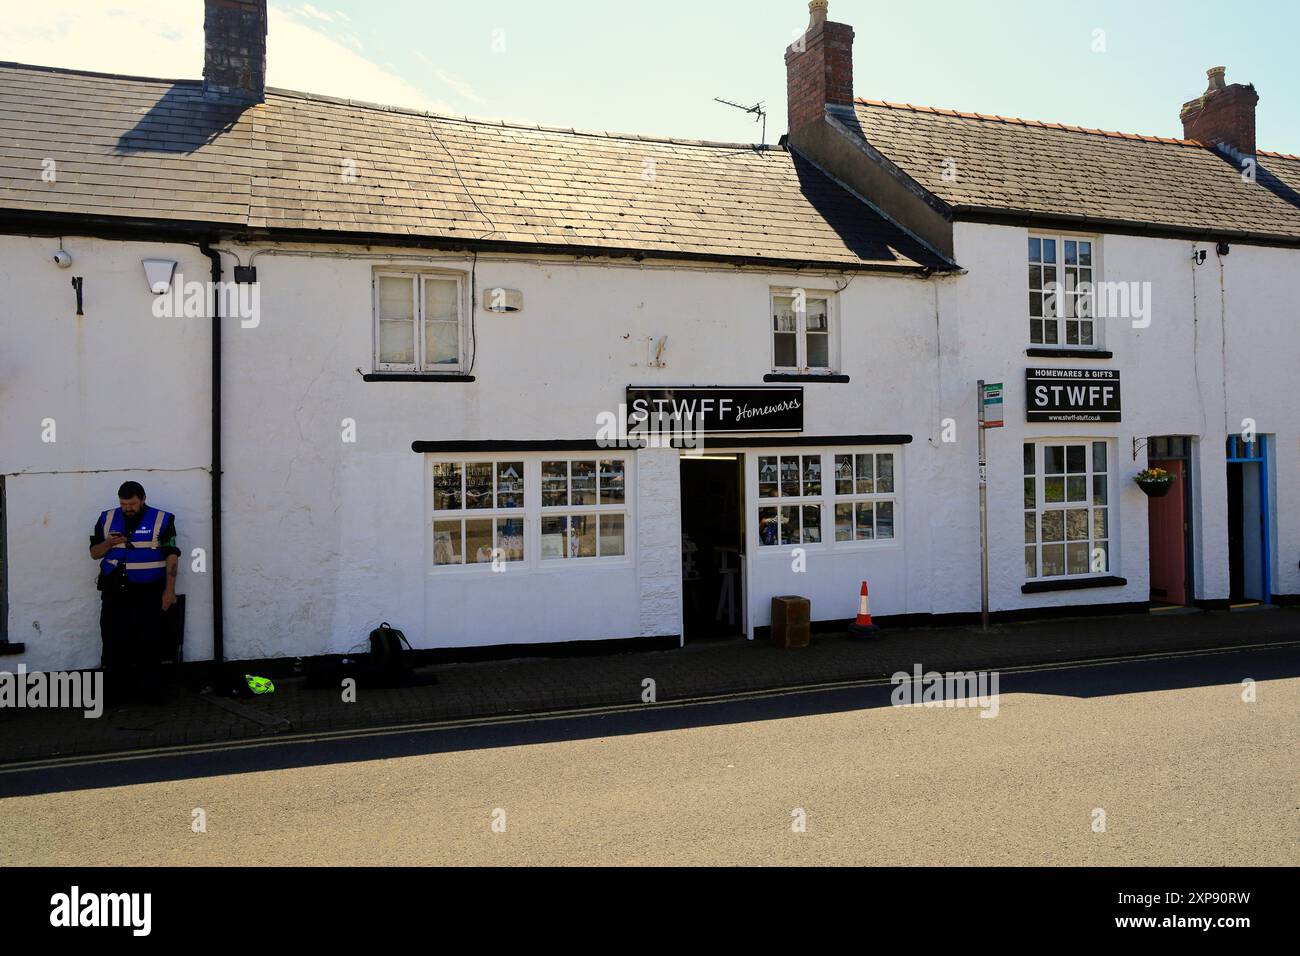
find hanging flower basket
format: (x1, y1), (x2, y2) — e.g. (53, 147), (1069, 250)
(1134, 467), (1175, 497)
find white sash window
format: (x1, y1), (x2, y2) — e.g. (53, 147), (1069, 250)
(375, 270), (466, 373)
(1028, 236), (1098, 348)
(771, 289), (837, 373)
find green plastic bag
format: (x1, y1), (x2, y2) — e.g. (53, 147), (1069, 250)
(245, 674), (275, 695)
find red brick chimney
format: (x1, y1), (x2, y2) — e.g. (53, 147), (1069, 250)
(203, 0), (268, 102)
(785, 0), (855, 136)
(1180, 66), (1258, 157)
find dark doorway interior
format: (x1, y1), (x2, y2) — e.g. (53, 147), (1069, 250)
(1225, 436), (1270, 605)
(1227, 463), (1245, 602)
(680, 456), (745, 641)
(1227, 461), (1266, 603)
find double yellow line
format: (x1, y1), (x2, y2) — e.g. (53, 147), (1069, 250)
(2, 639), (1296, 776)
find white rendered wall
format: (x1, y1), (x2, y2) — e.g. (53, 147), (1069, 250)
(0, 236), (214, 672)
(943, 222), (1299, 611)
(2, 224), (1296, 670)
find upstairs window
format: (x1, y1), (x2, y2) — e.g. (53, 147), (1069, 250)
(771, 289), (836, 373)
(375, 271), (465, 373)
(1028, 236), (1095, 347)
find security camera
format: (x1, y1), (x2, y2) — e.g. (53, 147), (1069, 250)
(53, 249), (72, 268)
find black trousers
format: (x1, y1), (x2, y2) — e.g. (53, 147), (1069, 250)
(100, 582), (167, 704)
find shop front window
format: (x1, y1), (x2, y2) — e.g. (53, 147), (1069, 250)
(757, 450), (900, 549)
(1024, 441), (1110, 578)
(540, 459), (626, 560)
(431, 456), (629, 569)
(432, 459), (526, 566)
(758, 454), (823, 546)
(832, 453), (895, 541)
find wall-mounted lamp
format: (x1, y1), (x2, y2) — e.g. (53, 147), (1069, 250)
(482, 287), (523, 313)
(142, 258), (178, 294)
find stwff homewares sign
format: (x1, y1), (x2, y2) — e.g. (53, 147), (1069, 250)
(1025, 368), (1121, 422)
(626, 386), (804, 434)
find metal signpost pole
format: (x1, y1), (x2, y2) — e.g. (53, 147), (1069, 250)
(978, 380), (989, 631)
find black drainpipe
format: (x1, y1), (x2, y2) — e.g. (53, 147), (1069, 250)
(198, 240), (225, 680)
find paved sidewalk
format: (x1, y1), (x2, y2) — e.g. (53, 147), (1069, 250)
(2, 607), (1297, 765)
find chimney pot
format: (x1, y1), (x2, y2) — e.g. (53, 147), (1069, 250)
(1179, 64), (1258, 158)
(785, 2), (854, 139)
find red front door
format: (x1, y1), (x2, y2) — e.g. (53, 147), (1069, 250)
(1147, 458), (1187, 604)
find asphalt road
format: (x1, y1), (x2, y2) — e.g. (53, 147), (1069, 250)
(1, 645), (1297, 866)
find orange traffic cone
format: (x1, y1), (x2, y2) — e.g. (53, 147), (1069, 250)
(848, 581), (878, 637)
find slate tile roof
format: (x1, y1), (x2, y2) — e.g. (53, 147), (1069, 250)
(0, 62), (949, 271)
(848, 99), (1300, 242)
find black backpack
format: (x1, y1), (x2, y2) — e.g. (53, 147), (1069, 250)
(367, 622), (415, 682)
(303, 622), (435, 690)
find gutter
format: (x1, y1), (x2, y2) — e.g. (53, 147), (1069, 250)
(198, 240), (226, 679)
(950, 205), (1300, 250)
(0, 210), (949, 277)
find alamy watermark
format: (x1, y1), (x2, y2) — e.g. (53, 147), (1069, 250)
(50, 886), (151, 936)
(891, 664), (1000, 718)
(151, 271), (261, 328)
(0, 665), (103, 718)
(1044, 279), (1152, 328)
(596, 403), (704, 450)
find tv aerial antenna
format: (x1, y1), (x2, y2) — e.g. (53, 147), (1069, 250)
(714, 97), (767, 144)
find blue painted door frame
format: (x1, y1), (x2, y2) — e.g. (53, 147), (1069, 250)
(1226, 435), (1272, 603)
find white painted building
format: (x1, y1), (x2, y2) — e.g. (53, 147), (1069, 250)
(1, 1), (1296, 672)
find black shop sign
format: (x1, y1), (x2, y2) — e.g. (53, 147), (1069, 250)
(1025, 368), (1121, 423)
(626, 386), (804, 434)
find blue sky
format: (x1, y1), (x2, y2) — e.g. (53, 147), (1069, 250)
(3, 1), (1297, 153)
(307, 0), (1300, 152)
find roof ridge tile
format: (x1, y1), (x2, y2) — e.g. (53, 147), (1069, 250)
(0, 61), (773, 154)
(853, 96), (1221, 150)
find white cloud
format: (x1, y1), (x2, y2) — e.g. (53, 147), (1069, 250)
(266, 9), (452, 111)
(0, 0), (456, 114)
(297, 4), (334, 23)
(432, 67), (482, 105)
